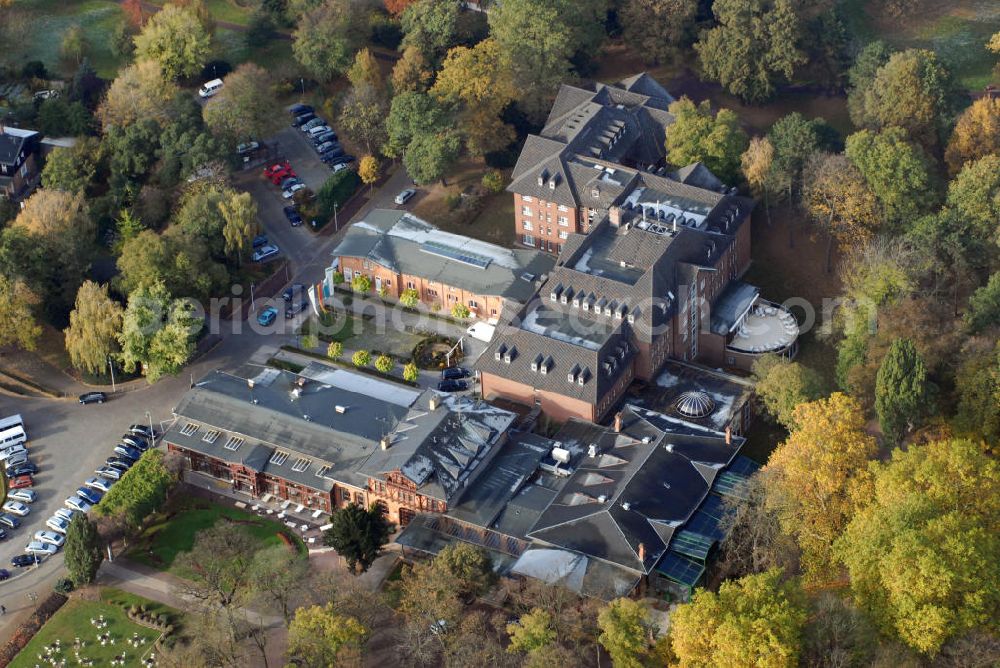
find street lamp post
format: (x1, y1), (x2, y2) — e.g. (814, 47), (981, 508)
(146, 411), (155, 446)
(333, 203), (338, 232)
(107, 355), (116, 394)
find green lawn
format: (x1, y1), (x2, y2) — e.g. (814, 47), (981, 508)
(4, 0), (126, 79)
(300, 312), (373, 344)
(128, 497), (305, 572)
(11, 594), (166, 668)
(145, 0), (257, 27)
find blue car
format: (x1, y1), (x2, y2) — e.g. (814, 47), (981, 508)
(257, 306), (278, 327)
(76, 487), (104, 505)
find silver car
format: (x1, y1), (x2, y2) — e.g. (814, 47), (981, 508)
(2, 500), (30, 516)
(85, 476), (114, 493)
(34, 530), (64, 548)
(395, 188), (416, 205)
(24, 541), (58, 557)
(7, 489), (36, 503)
(46, 516), (70, 534)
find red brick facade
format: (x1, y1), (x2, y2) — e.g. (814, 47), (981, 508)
(514, 193), (581, 254)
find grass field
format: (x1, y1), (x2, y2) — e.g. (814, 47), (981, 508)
(4, 0), (126, 79)
(10, 594), (167, 668)
(128, 497), (305, 572)
(145, 0), (257, 27)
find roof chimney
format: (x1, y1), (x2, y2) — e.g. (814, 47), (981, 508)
(588, 443), (598, 458)
(638, 542), (646, 563)
(247, 379), (255, 389)
(429, 395), (439, 411)
(725, 426), (732, 446)
(380, 435), (391, 450)
(613, 411), (623, 433)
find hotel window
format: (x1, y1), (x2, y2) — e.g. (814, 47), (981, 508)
(406, 281), (415, 289)
(558, 204), (568, 212)
(341, 489), (351, 502)
(202, 430), (220, 444)
(559, 231), (569, 240)
(363, 260), (372, 269)
(224, 436), (244, 451)
(522, 221), (533, 231)
(557, 216), (569, 226)
(522, 234), (535, 246)
(521, 206), (533, 216)
(426, 288), (438, 297)
(522, 195), (533, 202)
(179, 422), (199, 437)
(468, 300), (478, 308)
(491, 308), (498, 316)
(270, 450), (289, 466)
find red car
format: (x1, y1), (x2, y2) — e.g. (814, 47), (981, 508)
(9, 475), (33, 489)
(264, 161), (295, 184)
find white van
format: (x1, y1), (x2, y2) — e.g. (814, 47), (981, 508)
(0, 425), (26, 449)
(198, 78), (224, 98)
(466, 322), (496, 343)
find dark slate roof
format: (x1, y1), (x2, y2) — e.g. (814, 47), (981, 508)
(0, 127), (39, 169)
(709, 281), (759, 335)
(331, 210), (554, 303)
(626, 360), (755, 434)
(670, 162), (726, 191)
(525, 405), (743, 574)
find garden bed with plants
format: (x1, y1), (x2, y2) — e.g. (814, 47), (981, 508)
(412, 335), (462, 370)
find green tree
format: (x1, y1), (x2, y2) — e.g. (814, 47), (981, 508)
(845, 127), (937, 226)
(203, 63), (281, 145)
(740, 137), (775, 223)
(287, 604), (367, 666)
(291, 0), (367, 81)
(219, 191), (260, 263)
(857, 48), (955, 149)
(63, 514), (103, 586)
(436, 542), (496, 600)
(402, 362), (419, 382)
(300, 333), (318, 350)
(751, 355), (824, 429)
(488, 0), (574, 121)
(405, 129), (462, 185)
(507, 608), (556, 656)
(874, 338), (928, 445)
(0, 275), (42, 352)
(384, 92), (450, 158)
(173, 181), (233, 258)
(327, 340), (343, 360)
(665, 97), (749, 184)
(399, 288), (419, 308)
(620, 0), (698, 66)
(944, 97), (1000, 174)
(953, 340), (1000, 446)
(351, 273), (371, 293)
(767, 112), (820, 197)
(597, 598), (654, 668)
(374, 354), (393, 373)
(669, 569), (807, 668)
(352, 349), (371, 367)
(118, 281), (198, 382)
(450, 302), (470, 319)
(966, 273), (1000, 334)
(391, 45), (433, 93)
(695, 0), (805, 103)
(400, 0), (460, 61)
(835, 439), (1000, 654)
(481, 169), (504, 194)
(95, 449), (175, 531)
(97, 59), (179, 130)
(133, 4), (211, 79)
(846, 40), (894, 127)
(41, 138), (99, 193)
(765, 393), (877, 580)
(114, 209), (145, 254)
(946, 155), (1000, 249)
(60, 25), (88, 64)
(250, 546), (311, 625)
(64, 281), (123, 375)
(323, 502), (394, 573)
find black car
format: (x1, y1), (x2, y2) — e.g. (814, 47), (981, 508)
(114, 444), (142, 461)
(78, 391), (106, 405)
(288, 103), (313, 115)
(282, 283), (307, 302)
(312, 130), (337, 144)
(292, 112), (315, 127)
(283, 206), (303, 226)
(121, 434), (149, 451)
(11, 554), (38, 568)
(285, 300), (309, 319)
(252, 234), (269, 249)
(0, 568), (10, 580)
(129, 424), (158, 439)
(106, 456), (133, 471)
(0, 529), (7, 541)
(441, 366), (470, 380)
(6, 462), (38, 478)
(0, 514), (22, 529)
(77, 487), (103, 505)
(436, 379), (468, 392)
(325, 154), (356, 167)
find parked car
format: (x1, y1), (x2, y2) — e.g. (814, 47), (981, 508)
(54, 508), (77, 523)
(436, 379), (468, 392)
(7, 489), (36, 504)
(24, 541), (58, 557)
(79, 391), (107, 405)
(312, 130), (337, 144)
(288, 103), (313, 115)
(113, 444), (142, 461)
(279, 176), (301, 190)
(281, 283), (306, 302)
(325, 154), (356, 167)
(3, 450), (28, 468)
(301, 117), (326, 132)
(85, 477), (114, 493)
(292, 112), (315, 127)
(282, 183), (307, 199)
(264, 161), (293, 180)
(236, 141), (260, 156)
(252, 244), (280, 263)
(95, 466), (122, 480)
(0, 514), (22, 529)
(257, 306), (279, 327)
(76, 487), (104, 505)
(106, 457), (133, 471)
(395, 188), (416, 205)
(252, 234), (269, 249)
(0, 444), (26, 461)
(441, 367), (471, 380)
(314, 140), (340, 154)
(34, 531), (65, 548)
(0, 528), (7, 541)
(129, 424), (158, 439)
(0, 569), (10, 580)
(9, 475), (33, 489)
(11, 554), (38, 568)
(307, 125), (331, 138)
(64, 496), (93, 513)
(46, 516), (70, 534)
(121, 434), (148, 451)
(285, 300), (309, 319)
(6, 462), (37, 478)
(198, 78), (223, 98)
(2, 500), (30, 517)
(331, 163), (348, 173)
(283, 206), (303, 226)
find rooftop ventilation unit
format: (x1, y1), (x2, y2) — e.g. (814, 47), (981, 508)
(335, 405), (346, 414)
(621, 502), (631, 510)
(588, 443), (598, 458)
(552, 447), (571, 464)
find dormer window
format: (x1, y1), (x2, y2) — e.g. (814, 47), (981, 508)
(577, 368), (589, 385)
(591, 188), (600, 199)
(567, 364), (580, 383)
(495, 343), (507, 361)
(531, 354), (543, 372)
(537, 169), (548, 187)
(572, 297), (580, 308)
(548, 173), (559, 189)
(540, 356), (553, 375)
(549, 284), (563, 302)
(504, 346), (517, 363)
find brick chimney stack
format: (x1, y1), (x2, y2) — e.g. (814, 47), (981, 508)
(638, 542), (646, 564)
(614, 411), (623, 433)
(725, 426), (732, 446)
